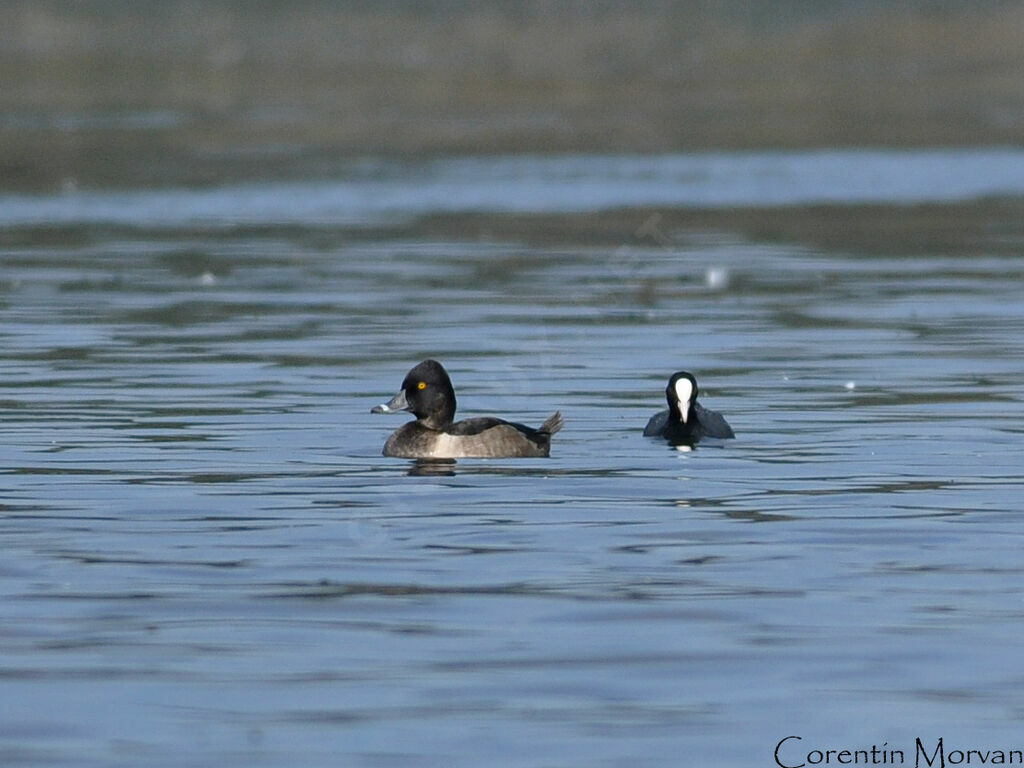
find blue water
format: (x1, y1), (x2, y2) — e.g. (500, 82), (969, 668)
(3, 148), (1024, 227)
(2, 150), (1024, 767)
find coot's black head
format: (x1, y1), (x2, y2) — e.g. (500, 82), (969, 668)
(372, 359), (457, 429)
(666, 371), (698, 423)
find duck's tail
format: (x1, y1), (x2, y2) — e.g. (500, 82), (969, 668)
(539, 411), (564, 435)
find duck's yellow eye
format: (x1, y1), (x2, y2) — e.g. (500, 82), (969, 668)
(417, 381), (427, 390)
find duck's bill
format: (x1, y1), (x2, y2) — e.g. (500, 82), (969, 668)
(371, 389), (409, 414)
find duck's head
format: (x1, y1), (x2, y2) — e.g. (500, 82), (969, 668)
(372, 359), (457, 429)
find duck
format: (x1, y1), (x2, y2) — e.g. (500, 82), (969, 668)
(372, 359), (563, 458)
(643, 370), (734, 445)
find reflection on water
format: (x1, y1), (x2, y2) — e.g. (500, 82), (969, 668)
(406, 459), (459, 477)
(2, 150), (1024, 767)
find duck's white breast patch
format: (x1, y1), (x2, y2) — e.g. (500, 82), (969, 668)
(428, 433), (463, 459)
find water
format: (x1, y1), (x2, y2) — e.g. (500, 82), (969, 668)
(6, 149), (1024, 227)
(2, 151), (1024, 767)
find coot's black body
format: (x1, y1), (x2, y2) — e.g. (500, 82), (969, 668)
(643, 370), (734, 446)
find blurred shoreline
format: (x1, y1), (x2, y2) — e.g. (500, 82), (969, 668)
(2, 1), (1023, 192)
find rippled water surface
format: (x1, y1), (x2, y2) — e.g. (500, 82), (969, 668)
(3, 152), (1024, 767)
